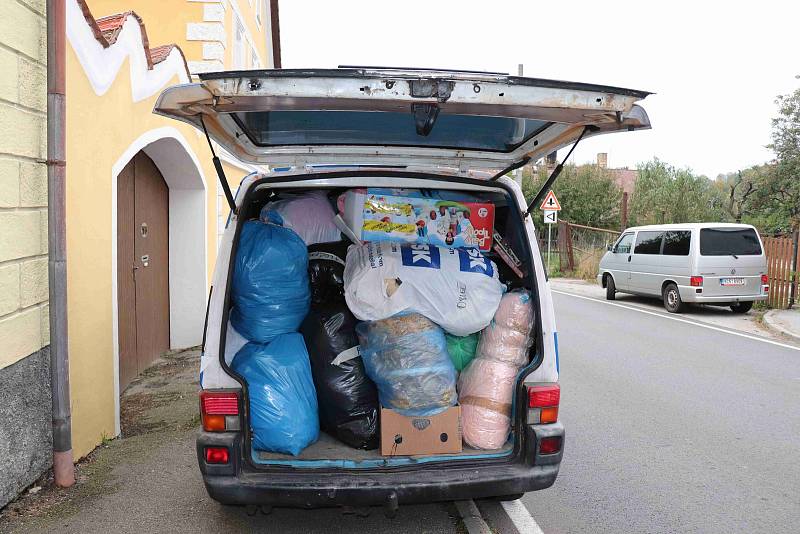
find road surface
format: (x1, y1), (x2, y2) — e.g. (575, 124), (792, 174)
(524, 290), (800, 533)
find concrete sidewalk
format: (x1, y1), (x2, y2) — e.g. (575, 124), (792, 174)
(764, 307), (800, 342)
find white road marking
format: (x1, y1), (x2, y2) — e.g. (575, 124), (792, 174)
(500, 499), (545, 534)
(553, 290), (800, 352)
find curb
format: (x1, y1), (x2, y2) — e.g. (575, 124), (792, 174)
(763, 309), (800, 343)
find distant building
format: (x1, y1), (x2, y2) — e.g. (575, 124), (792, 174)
(596, 152), (638, 195)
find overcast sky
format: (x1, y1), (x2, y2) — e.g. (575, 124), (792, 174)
(279, 0), (799, 178)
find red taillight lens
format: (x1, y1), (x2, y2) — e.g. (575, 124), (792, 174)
(539, 436), (562, 455)
(527, 384), (560, 424)
(529, 384), (560, 408)
(690, 276), (703, 287)
(761, 274), (769, 285)
(204, 447), (229, 464)
(200, 391), (239, 432)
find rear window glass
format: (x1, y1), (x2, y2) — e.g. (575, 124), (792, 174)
(662, 231), (691, 256)
(634, 231), (664, 254)
(231, 110), (550, 152)
(700, 228), (762, 256)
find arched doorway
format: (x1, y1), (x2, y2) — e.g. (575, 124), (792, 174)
(112, 129), (208, 411)
(117, 151), (170, 390)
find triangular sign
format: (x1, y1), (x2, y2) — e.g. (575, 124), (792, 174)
(539, 191), (562, 211)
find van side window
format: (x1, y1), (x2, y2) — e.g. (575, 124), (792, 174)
(662, 231), (691, 256)
(634, 231), (664, 254)
(613, 233), (634, 253)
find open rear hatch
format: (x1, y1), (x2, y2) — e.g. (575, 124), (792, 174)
(154, 67), (650, 174)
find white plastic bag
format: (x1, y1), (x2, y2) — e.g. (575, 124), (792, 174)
(260, 191), (341, 245)
(343, 241), (503, 336)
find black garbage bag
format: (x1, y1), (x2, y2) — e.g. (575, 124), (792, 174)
(307, 241), (350, 305)
(300, 304), (379, 450)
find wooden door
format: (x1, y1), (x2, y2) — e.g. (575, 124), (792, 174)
(117, 152), (170, 391)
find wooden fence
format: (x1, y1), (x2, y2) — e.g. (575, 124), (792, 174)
(763, 235), (799, 309)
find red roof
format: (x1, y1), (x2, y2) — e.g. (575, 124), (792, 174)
(77, 0), (190, 74)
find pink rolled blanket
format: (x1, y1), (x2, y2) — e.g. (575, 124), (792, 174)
(459, 290), (534, 449)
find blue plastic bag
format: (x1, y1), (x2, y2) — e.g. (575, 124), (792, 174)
(356, 313), (457, 416)
(232, 335), (319, 455)
(231, 220), (311, 343)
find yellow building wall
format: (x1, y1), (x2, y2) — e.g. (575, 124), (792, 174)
(66, 47), (221, 459)
(0, 0), (49, 371)
(66, 0), (270, 458)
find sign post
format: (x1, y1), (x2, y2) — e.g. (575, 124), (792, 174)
(539, 192), (562, 274)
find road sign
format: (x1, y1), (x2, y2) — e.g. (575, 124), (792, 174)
(543, 210), (558, 224)
(540, 191), (562, 211)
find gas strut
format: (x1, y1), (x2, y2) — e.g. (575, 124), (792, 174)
(199, 115), (237, 214)
(523, 126), (591, 218)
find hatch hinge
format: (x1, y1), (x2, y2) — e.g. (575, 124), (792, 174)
(523, 126), (591, 218)
(199, 115), (237, 214)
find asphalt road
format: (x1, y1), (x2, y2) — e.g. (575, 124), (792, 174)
(524, 291), (800, 533)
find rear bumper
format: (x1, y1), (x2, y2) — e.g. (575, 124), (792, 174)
(678, 286), (768, 303)
(196, 423), (564, 508)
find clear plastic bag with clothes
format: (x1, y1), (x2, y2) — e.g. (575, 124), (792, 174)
(260, 191), (341, 245)
(475, 289), (535, 366)
(230, 220), (311, 343)
(458, 357), (519, 450)
(232, 334), (319, 456)
(356, 313), (457, 416)
(459, 289), (534, 449)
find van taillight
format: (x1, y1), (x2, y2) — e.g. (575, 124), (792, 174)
(527, 384), (560, 424)
(690, 276), (703, 287)
(200, 391), (239, 432)
(761, 274), (769, 285)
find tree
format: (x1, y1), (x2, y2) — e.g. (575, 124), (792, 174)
(521, 163), (622, 229)
(767, 82), (800, 232)
(629, 159), (728, 226)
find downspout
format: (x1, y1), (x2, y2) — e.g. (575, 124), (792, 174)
(47, 0), (75, 487)
(269, 0), (282, 68)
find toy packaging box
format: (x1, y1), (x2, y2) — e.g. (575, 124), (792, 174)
(342, 188), (495, 251)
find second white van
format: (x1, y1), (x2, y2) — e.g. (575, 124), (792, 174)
(598, 223), (769, 313)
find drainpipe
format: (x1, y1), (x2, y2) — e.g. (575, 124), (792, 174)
(47, 0), (75, 487)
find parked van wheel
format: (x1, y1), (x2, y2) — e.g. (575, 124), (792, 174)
(663, 283), (684, 313)
(730, 301), (753, 314)
(605, 275), (616, 300)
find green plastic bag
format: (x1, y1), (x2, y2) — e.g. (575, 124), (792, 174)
(445, 333), (479, 371)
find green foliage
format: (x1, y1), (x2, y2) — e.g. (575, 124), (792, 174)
(521, 163), (622, 230)
(628, 159), (728, 226)
(766, 82), (800, 231)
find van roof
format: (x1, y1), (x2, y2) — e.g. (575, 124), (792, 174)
(623, 222), (758, 232)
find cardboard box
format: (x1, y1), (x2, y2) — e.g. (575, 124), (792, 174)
(380, 405), (462, 456)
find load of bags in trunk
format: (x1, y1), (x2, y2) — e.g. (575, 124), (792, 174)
(225, 190), (535, 456)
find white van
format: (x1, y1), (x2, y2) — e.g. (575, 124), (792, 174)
(154, 68), (651, 512)
(598, 223), (768, 313)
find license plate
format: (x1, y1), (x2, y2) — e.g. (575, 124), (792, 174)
(720, 277), (745, 286)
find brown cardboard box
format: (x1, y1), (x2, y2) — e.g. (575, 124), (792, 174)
(380, 405), (462, 456)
